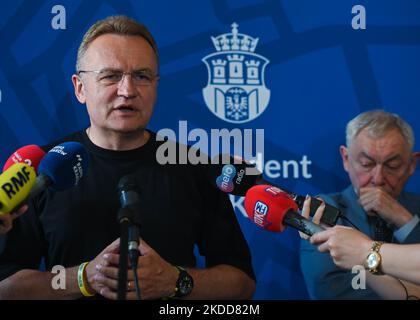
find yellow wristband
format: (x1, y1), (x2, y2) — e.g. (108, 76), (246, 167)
(77, 262), (95, 297)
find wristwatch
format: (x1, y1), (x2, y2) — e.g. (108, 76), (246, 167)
(365, 241), (383, 274)
(172, 266), (194, 298)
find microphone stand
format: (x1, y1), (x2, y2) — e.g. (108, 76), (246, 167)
(128, 223), (141, 300)
(117, 175), (143, 300)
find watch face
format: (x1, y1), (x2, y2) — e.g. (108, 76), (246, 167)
(175, 269), (194, 297)
(367, 252), (380, 269)
(179, 274), (193, 295)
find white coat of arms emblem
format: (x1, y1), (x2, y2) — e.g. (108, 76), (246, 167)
(202, 23), (270, 123)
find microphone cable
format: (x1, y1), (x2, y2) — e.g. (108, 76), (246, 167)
(130, 253), (141, 300)
(128, 225), (141, 300)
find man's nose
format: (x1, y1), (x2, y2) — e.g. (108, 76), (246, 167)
(371, 165), (386, 186)
(117, 74), (137, 98)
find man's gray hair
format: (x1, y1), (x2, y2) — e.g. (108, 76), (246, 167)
(346, 110), (415, 150)
(76, 15), (159, 72)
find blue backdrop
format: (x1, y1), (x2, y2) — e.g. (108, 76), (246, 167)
(1, 0), (420, 299)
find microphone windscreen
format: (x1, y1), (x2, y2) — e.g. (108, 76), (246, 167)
(244, 184), (298, 232)
(118, 174), (141, 209)
(38, 142), (89, 191)
(118, 174), (138, 192)
(3, 145), (46, 172)
(0, 163), (36, 214)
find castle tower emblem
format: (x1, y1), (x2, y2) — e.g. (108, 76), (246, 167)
(202, 23), (270, 123)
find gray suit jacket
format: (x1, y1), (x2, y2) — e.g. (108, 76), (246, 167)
(300, 185), (420, 299)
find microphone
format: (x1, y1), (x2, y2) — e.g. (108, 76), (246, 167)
(0, 163), (36, 214)
(28, 142), (89, 199)
(117, 175), (141, 266)
(244, 184), (325, 236)
(3, 145), (46, 172)
(209, 154), (340, 226)
(117, 174), (142, 300)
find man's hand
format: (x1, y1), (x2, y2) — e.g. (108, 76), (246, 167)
(359, 187), (413, 227)
(310, 225), (372, 270)
(0, 205), (29, 234)
(95, 239), (178, 300)
(84, 238), (120, 296)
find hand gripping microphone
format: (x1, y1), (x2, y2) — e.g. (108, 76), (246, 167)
(244, 184), (325, 236)
(209, 154), (340, 226)
(28, 141), (89, 199)
(0, 163), (36, 214)
(3, 145), (46, 172)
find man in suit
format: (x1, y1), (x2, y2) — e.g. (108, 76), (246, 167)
(300, 109), (420, 299)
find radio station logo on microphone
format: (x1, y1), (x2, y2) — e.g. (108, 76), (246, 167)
(1, 165), (32, 200)
(73, 154), (84, 186)
(216, 164), (236, 192)
(265, 186), (280, 196)
(202, 23), (270, 123)
(252, 200), (270, 228)
(50, 146), (67, 156)
(10, 152), (32, 167)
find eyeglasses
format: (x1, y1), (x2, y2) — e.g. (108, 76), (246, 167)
(78, 69), (159, 86)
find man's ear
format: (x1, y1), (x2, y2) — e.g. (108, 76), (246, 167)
(340, 145), (350, 173)
(72, 74), (86, 104)
(408, 151), (420, 176)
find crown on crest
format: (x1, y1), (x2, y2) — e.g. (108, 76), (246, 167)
(211, 23), (259, 53)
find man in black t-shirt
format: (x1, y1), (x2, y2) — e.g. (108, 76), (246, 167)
(0, 16), (255, 300)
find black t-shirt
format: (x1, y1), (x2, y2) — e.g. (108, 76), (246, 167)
(0, 130), (254, 283)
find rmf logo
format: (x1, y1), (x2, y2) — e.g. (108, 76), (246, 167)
(253, 200), (268, 227)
